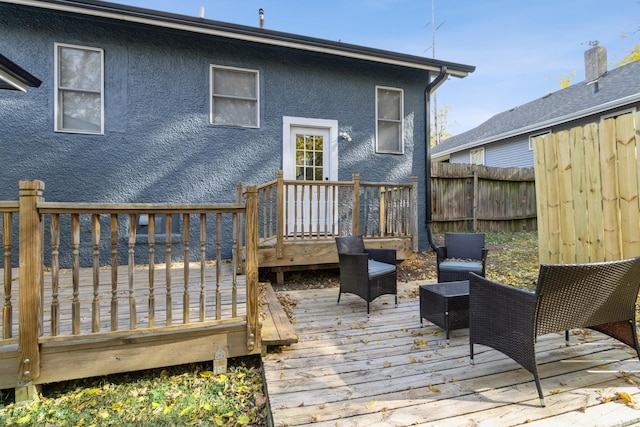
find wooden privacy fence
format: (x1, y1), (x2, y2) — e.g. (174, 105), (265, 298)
(430, 162), (537, 233)
(532, 111), (640, 264)
(0, 180), (260, 393)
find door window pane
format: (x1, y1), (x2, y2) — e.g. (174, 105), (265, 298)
(295, 134), (323, 181)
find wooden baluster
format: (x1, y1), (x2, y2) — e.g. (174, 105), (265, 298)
(148, 214), (155, 328)
(49, 214), (59, 336)
(165, 214), (172, 326)
(71, 214), (80, 335)
(231, 212), (238, 318)
(315, 183), (320, 239)
(323, 184), (329, 238)
(353, 174), (360, 235)
(128, 214), (137, 329)
(3, 212), (13, 339)
(215, 213), (222, 320)
(91, 214), (100, 333)
(182, 214), (190, 324)
(110, 215), (118, 331)
(199, 214), (206, 322)
(293, 183), (298, 239)
(363, 187), (370, 237)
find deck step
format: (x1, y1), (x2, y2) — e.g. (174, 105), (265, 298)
(260, 283), (298, 347)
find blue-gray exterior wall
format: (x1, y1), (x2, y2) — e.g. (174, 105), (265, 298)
(0, 3), (433, 259)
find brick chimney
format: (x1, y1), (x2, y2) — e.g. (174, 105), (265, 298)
(585, 42), (607, 83)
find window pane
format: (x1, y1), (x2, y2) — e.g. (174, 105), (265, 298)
(61, 91), (101, 131)
(378, 89), (401, 120)
(377, 121), (401, 152)
(214, 69), (256, 98)
(213, 98), (257, 126)
(59, 47), (101, 91)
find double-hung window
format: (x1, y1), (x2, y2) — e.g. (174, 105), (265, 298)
(54, 43), (104, 134)
(470, 147), (485, 165)
(376, 86), (404, 154)
(210, 65), (259, 127)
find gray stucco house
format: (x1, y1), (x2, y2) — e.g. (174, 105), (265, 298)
(0, 0), (474, 252)
(432, 45), (640, 167)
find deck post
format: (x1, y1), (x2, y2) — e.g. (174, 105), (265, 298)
(276, 170), (284, 258)
(411, 176), (419, 252)
(17, 180), (45, 399)
(244, 185), (260, 351)
(352, 173), (360, 235)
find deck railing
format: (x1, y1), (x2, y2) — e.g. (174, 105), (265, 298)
(0, 180), (260, 389)
(255, 171), (418, 255)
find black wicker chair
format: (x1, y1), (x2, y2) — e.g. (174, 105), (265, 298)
(469, 256), (640, 407)
(335, 235), (397, 314)
(436, 232), (488, 282)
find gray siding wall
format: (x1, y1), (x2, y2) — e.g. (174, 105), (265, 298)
(0, 3), (433, 256)
(448, 137), (533, 168)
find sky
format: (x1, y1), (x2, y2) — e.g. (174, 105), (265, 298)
(116, 0), (639, 135)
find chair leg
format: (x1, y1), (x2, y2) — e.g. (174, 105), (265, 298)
(337, 292), (341, 305)
(470, 342), (475, 365)
(565, 330), (570, 346)
(534, 374), (546, 407)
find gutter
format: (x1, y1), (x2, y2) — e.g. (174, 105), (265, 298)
(424, 67), (449, 251)
(432, 91), (640, 160)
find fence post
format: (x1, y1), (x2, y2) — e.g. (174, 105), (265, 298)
(244, 185), (260, 352)
(17, 180), (44, 400)
(473, 167), (479, 231)
(352, 173), (360, 235)
(276, 170), (284, 258)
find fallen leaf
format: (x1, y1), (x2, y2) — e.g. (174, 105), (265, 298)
(365, 400), (378, 409)
(428, 385), (441, 393)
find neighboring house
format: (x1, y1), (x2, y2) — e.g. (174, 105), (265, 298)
(0, 0), (474, 253)
(432, 45), (640, 167)
(0, 53), (41, 91)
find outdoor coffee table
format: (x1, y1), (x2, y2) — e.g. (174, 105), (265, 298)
(419, 280), (469, 341)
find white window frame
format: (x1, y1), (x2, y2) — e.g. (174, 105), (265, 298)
(529, 131), (551, 151)
(375, 86), (404, 154)
(210, 65), (260, 128)
(54, 43), (104, 134)
(470, 147), (485, 165)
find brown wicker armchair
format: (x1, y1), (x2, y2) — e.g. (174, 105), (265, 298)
(469, 256), (640, 407)
(436, 232), (488, 282)
(335, 235), (397, 314)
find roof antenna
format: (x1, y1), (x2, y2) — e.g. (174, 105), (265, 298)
(259, 8), (264, 28)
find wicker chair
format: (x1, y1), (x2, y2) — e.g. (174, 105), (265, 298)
(436, 232), (488, 282)
(469, 256), (640, 407)
(335, 235), (397, 314)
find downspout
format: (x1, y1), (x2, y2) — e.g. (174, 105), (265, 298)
(424, 66), (448, 251)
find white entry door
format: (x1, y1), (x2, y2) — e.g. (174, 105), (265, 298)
(282, 117), (338, 236)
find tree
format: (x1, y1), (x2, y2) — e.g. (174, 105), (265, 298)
(616, 43), (640, 66)
(430, 103), (452, 147)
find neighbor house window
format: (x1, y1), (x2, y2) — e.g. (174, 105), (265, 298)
(470, 147), (485, 165)
(54, 43), (104, 134)
(529, 131), (550, 151)
(376, 86), (404, 154)
(210, 65), (259, 127)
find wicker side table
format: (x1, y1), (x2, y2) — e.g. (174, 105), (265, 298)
(419, 280), (469, 341)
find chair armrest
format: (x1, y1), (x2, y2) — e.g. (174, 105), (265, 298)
(481, 248), (489, 275)
(365, 248), (396, 265)
(436, 246), (447, 264)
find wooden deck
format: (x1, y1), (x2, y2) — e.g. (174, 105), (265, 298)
(262, 281), (640, 426)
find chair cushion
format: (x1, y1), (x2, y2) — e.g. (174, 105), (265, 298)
(439, 260), (483, 273)
(368, 259), (396, 278)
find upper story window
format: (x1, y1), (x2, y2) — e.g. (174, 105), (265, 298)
(376, 86), (404, 154)
(470, 147), (485, 165)
(54, 43), (104, 134)
(210, 65), (259, 128)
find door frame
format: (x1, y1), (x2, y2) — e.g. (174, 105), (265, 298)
(282, 116), (338, 181)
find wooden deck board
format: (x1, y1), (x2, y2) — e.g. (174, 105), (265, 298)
(262, 282), (640, 426)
